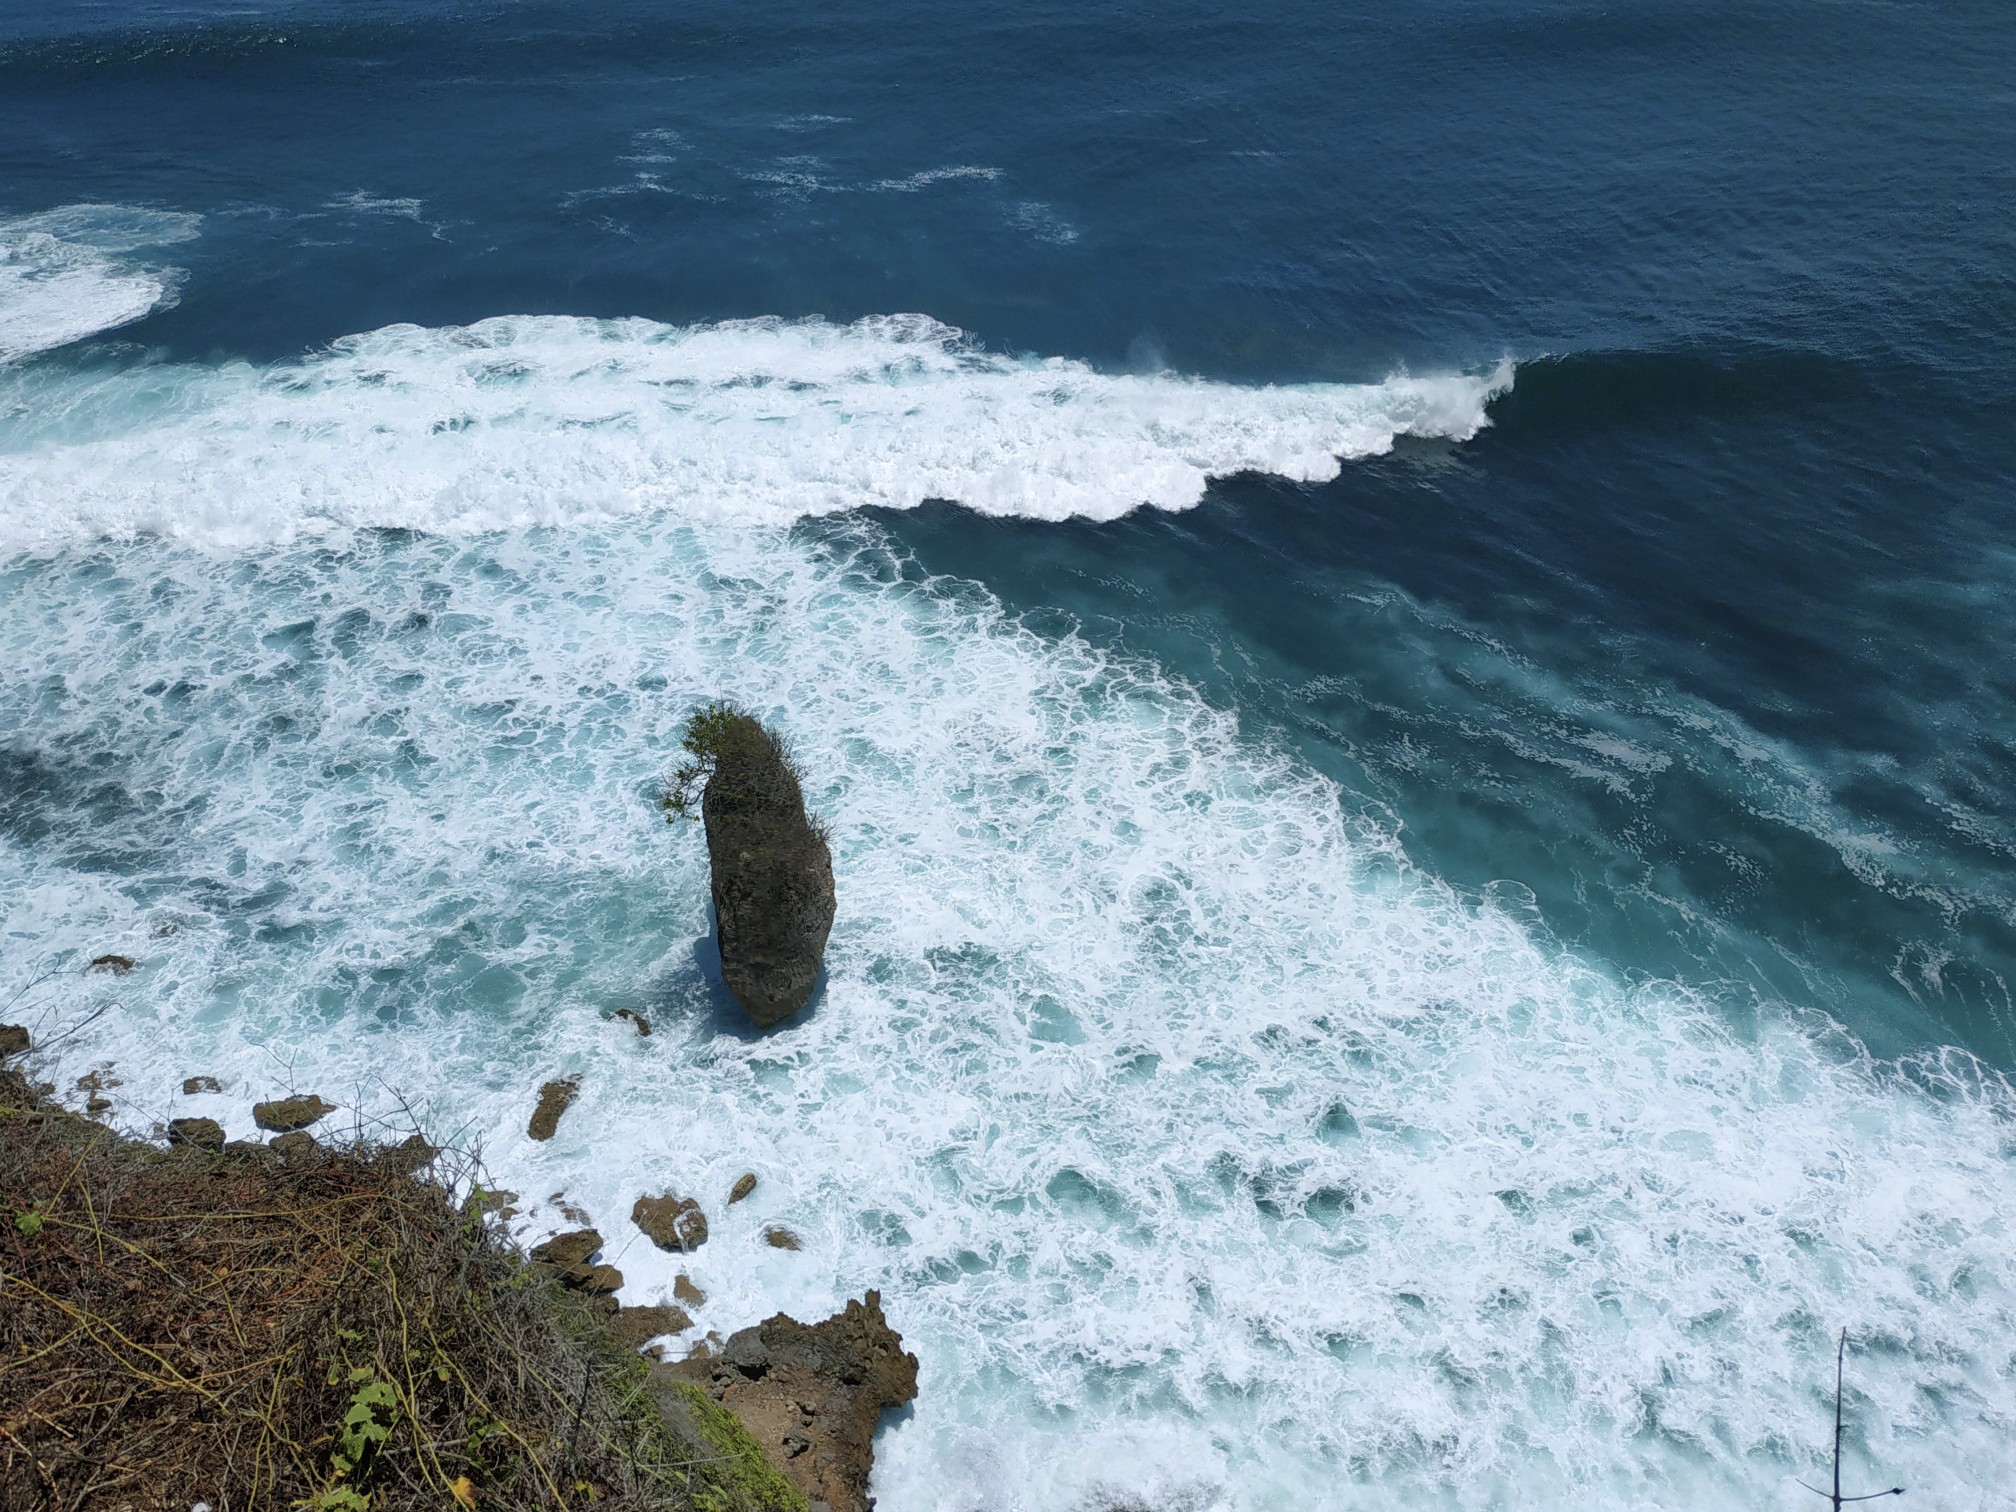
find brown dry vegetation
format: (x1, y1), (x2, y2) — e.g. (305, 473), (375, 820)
(0, 1069), (797, 1512)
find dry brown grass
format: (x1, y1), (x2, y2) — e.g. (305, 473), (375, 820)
(0, 1069), (757, 1512)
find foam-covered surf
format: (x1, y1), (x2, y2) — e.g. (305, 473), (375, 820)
(0, 311), (1509, 545)
(3, 506), (2012, 1509)
(0, 205), (197, 363)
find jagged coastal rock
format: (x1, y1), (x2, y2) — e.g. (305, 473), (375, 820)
(527, 1076), (579, 1141)
(253, 1094), (334, 1132)
(682, 707), (835, 1028)
(671, 1290), (919, 1512)
(633, 1190), (709, 1251)
(0, 1025), (28, 1058)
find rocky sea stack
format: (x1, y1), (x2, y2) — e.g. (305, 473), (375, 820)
(665, 703), (835, 1029)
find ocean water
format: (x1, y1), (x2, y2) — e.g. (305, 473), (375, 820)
(3, 0), (2014, 1507)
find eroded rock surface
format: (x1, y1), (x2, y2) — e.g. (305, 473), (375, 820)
(270, 1131), (319, 1162)
(253, 1094), (333, 1132)
(530, 1227), (602, 1273)
(528, 1077), (579, 1141)
(612, 1304), (693, 1352)
(669, 1290), (918, 1512)
(0, 1026), (28, 1058)
(633, 1191), (708, 1252)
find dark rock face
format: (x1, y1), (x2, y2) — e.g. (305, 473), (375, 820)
(0, 1026), (28, 1058)
(182, 1075), (222, 1095)
(701, 715), (835, 1028)
(253, 1094), (333, 1132)
(633, 1192), (709, 1252)
(670, 1291), (919, 1512)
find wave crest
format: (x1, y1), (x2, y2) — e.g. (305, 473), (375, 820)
(0, 204), (197, 364)
(0, 311), (1510, 545)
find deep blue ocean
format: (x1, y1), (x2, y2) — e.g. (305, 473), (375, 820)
(3, 1), (2014, 1506)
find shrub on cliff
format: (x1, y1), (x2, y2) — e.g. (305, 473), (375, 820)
(0, 1069), (798, 1512)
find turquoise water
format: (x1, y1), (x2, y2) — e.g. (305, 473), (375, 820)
(3, 0), (2014, 1505)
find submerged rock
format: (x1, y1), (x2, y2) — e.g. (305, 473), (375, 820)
(528, 1077), (579, 1141)
(253, 1094), (333, 1133)
(680, 707), (834, 1028)
(669, 1290), (918, 1512)
(673, 1274), (707, 1307)
(762, 1226), (802, 1251)
(75, 1067), (120, 1115)
(633, 1192), (708, 1252)
(87, 954), (136, 975)
(182, 1075), (222, 1095)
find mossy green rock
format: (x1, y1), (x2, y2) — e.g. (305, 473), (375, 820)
(660, 1380), (807, 1512)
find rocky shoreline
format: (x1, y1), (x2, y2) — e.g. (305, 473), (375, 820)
(0, 1049), (916, 1512)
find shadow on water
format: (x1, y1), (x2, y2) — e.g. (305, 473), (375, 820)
(644, 912), (826, 1044)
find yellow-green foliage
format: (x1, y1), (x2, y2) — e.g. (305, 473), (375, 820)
(667, 1382), (807, 1512)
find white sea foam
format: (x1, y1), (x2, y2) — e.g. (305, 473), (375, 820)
(326, 191), (425, 222)
(0, 512), (2012, 1510)
(0, 204), (198, 363)
(0, 312), (1509, 546)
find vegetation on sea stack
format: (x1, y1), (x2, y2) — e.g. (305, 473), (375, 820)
(659, 702), (815, 831)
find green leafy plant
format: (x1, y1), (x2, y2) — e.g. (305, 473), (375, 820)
(659, 700), (758, 822)
(13, 1207), (43, 1237)
(298, 1363), (398, 1511)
